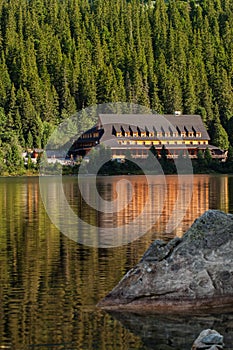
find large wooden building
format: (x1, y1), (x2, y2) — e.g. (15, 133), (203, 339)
(70, 113), (227, 161)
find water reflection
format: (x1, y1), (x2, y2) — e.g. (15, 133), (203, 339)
(0, 175), (232, 349)
(64, 174), (233, 241)
(110, 311), (233, 350)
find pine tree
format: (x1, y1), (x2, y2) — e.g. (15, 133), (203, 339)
(210, 105), (229, 150)
(226, 145), (233, 163)
(196, 149), (205, 169)
(0, 52), (11, 109)
(183, 67), (197, 114)
(204, 147), (212, 166)
(160, 145), (168, 161)
(228, 116), (233, 146)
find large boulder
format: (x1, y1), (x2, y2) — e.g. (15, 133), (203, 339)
(98, 210), (233, 311)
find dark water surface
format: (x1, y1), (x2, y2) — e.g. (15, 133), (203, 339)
(0, 174), (233, 349)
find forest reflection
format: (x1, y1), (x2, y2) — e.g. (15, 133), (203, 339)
(0, 175), (232, 349)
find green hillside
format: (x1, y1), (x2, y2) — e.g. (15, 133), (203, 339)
(0, 0), (233, 168)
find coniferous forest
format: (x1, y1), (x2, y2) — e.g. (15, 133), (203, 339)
(0, 0), (233, 172)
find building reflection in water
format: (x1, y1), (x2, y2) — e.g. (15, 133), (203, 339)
(62, 174), (230, 244)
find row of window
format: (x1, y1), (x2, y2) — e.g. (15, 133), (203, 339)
(118, 140), (207, 146)
(112, 149), (197, 156)
(112, 149), (200, 157)
(115, 131), (202, 138)
(81, 132), (99, 139)
(78, 142), (96, 148)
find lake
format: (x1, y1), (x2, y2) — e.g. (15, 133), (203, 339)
(0, 174), (233, 349)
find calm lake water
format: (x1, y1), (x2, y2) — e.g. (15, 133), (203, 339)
(0, 174), (233, 350)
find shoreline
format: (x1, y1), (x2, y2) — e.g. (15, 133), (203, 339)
(1, 169), (233, 176)
(98, 296), (233, 315)
(1, 171), (233, 178)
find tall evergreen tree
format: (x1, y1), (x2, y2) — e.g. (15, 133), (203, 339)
(210, 105), (229, 150)
(0, 0), (233, 154)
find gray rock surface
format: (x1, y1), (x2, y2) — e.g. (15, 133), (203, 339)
(192, 329), (224, 349)
(98, 210), (233, 311)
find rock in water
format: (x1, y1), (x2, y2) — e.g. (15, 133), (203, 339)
(192, 329), (224, 349)
(98, 210), (233, 311)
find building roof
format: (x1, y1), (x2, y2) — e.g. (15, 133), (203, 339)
(98, 114), (210, 141)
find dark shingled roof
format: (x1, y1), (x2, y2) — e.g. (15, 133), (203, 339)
(98, 114), (210, 141)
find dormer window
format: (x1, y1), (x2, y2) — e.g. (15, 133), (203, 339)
(145, 127), (153, 137)
(116, 132), (122, 137)
(184, 127), (189, 137)
(129, 126), (138, 137)
(112, 126), (116, 136)
(121, 126), (125, 136)
(192, 127), (202, 138)
(161, 127), (166, 137)
(169, 127), (177, 137)
(176, 126), (181, 136)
